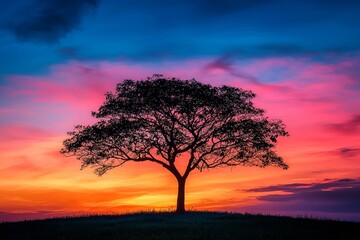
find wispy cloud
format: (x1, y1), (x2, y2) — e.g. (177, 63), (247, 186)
(326, 115), (360, 134)
(244, 178), (360, 213)
(336, 148), (360, 158)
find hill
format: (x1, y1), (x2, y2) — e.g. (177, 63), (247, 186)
(1, 211), (359, 240)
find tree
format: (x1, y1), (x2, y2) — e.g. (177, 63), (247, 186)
(61, 75), (289, 213)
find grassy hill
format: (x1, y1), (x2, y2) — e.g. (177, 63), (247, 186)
(1, 211), (359, 240)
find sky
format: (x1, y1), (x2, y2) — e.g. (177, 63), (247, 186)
(0, 0), (360, 222)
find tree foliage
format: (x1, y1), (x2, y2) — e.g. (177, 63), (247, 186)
(61, 75), (288, 212)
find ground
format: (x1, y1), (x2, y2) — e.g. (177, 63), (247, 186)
(1, 211), (359, 240)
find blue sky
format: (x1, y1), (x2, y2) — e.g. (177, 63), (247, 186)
(1, 0), (360, 78)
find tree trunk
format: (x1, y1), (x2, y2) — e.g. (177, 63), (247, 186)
(176, 177), (186, 213)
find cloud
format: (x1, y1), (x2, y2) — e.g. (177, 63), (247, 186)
(337, 148), (360, 158)
(326, 115), (360, 134)
(0, 124), (53, 141)
(2, 63), (116, 107)
(244, 179), (360, 213)
(204, 56), (260, 85)
(7, 0), (99, 43)
(245, 178), (358, 193)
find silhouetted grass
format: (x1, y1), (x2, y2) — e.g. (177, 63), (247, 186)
(1, 211), (358, 240)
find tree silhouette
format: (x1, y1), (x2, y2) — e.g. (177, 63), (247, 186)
(61, 75), (289, 213)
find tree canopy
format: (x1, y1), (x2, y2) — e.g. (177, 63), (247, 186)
(61, 75), (288, 212)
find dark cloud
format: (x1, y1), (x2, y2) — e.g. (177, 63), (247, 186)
(244, 183), (310, 193)
(244, 178), (360, 213)
(337, 148), (360, 158)
(7, 0), (99, 43)
(326, 115), (360, 134)
(245, 178), (358, 193)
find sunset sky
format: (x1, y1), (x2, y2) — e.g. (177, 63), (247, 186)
(1, 0), (360, 222)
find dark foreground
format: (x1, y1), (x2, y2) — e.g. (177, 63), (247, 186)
(1, 211), (359, 240)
